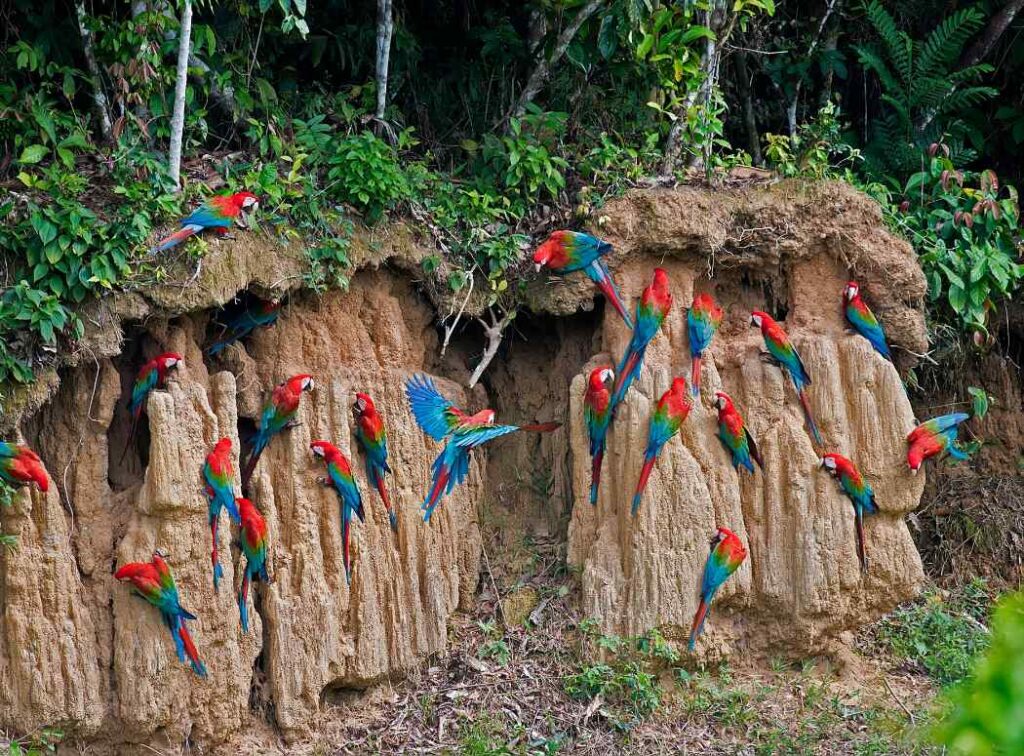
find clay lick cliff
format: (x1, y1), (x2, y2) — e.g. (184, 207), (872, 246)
(0, 181), (928, 751)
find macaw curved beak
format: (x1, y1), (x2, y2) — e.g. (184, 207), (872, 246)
(534, 262), (543, 273)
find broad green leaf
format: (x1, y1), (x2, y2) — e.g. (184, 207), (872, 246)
(18, 144), (48, 164)
(967, 386), (989, 419)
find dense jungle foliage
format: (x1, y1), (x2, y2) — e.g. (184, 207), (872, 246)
(0, 0), (1022, 389)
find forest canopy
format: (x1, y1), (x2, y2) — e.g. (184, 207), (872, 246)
(0, 0), (1021, 387)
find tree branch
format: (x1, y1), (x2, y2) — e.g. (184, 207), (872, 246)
(375, 0), (394, 122)
(467, 308), (515, 388)
(75, 2), (113, 143)
(168, 0), (192, 190)
(509, 0), (605, 122)
(960, 0), (1024, 68)
(787, 0), (842, 138)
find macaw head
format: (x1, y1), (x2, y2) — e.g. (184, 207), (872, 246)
(289, 374), (314, 393)
(212, 436), (232, 457)
(24, 456), (49, 492)
(907, 445), (924, 474)
(713, 391), (733, 412)
(709, 528), (727, 550)
(156, 354), (183, 377)
(532, 230), (570, 271)
(310, 439), (333, 458)
(669, 376), (689, 398)
(750, 311), (768, 329)
(352, 392), (375, 417)
(844, 281), (860, 301)
(235, 497), (254, 516)
(587, 366), (614, 391)
(235, 191), (260, 211)
(482, 409), (496, 424)
(819, 453), (840, 477)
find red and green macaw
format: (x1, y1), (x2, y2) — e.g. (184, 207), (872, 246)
(208, 298), (281, 356)
(405, 374), (559, 522)
(688, 527), (747, 651)
(844, 282), (892, 362)
(687, 293), (724, 397)
(532, 231), (634, 328)
(310, 440), (365, 585)
(122, 352), (183, 463)
(610, 267), (673, 412)
(203, 437), (240, 591)
(149, 191), (259, 255)
(242, 374), (315, 489)
(907, 413), (970, 473)
(352, 392), (396, 532)
(0, 442), (49, 492)
(633, 377), (693, 515)
(750, 311), (822, 445)
(820, 453), (879, 573)
(237, 496), (269, 633)
(114, 551), (207, 677)
(714, 392), (762, 474)
(584, 366), (615, 506)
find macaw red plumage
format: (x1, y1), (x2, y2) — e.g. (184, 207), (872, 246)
(149, 191), (259, 255)
(114, 552), (207, 676)
(689, 527), (747, 651)
(584, 366), (615, 506)
(750, 311), (822, 445)
(0, 441), (49, 492)
(405, 374), (560, 521)
(242, 374), (315, 489)
(633, 377), (693, 515)
(532, 231), (634, 328)
(821, 452), (879, 573)
(122, 352), (183, 463)
(352, 393), (396, 532)
(687, 293), (724, 397)
(907, 413), (971, 473)
(237, 497), (270, 632)
(714, 392), (762, 474)
(844, 282), (892, 361)
(610, 267), (673, 412)
(310, 440), (365, 584)
(203, 437), (240, 591)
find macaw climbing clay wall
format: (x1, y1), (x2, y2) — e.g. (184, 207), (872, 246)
(541, 184), (930, 653)
(0, 181), (933, 752)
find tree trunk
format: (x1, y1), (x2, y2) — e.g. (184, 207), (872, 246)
(510, 0), (605, 122)
(467, 309), (515, 388)
(168, 0), (192, 190)
(75, 2), (113, 143)
(734, 51), (762, 165)
(787, 0), (841, 141)
(960, 0), (1024, 68)
(375, 0), (394, 121)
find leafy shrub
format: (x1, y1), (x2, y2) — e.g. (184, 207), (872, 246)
(325, 130), (415, 222)
(479, 108), (569, 205)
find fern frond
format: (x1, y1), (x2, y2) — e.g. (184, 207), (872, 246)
(938, 86), (1000, 114)
(881, 93), (913, 132)
(863, 0), (913, 84)
(917, 8), (986, 79)
(856, 45), (900, 96)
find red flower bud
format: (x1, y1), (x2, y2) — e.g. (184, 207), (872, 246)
(953, 210), (963, 226)
(964, 213), (974, 228)
(928, 143), (940, 157)
(900, 200), (910, 213)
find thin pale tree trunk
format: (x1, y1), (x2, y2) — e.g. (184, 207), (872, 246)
(510, 0), (605, 122)
(75, 2), (113, 143)
(734, 51), (762, 164)
(375, 0), (394, 121)
(168, 0), (192, 190)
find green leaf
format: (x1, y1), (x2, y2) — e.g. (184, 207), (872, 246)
(967, 386), (989, 419)
(18, 144), (48, 164)
(948, 284), (967, 313)
(598, 13), (619, 59)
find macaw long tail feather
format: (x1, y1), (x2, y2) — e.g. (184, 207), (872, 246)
(612, 348), (644, 411)
(588, 260), (634, 329)
(149, 224), (202, 256)
(798, 388), (823, 446)
(241, 449), (262, 491)
(210, 517), (222, 592)
(691, 355), (701, 397)
(518, 422), (561, 433)
(343, 510), (353, 585)
(178, 621), (208, 678)
(688, 597), (711, 652)
(374, 475), (398, 533)
(119, 414), (140, 465)
(239, 573), (250, 633)
(855, 508), (869, 575)
(589, 447), (604, 506)
(632, 454), (657, 516)
(422, 463), (452, 523)
(168, 616), (187, 663)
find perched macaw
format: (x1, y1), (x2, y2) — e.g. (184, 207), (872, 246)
(122, 352), (183, 463)
(820, 453), (878, 573)
(687, 293), (724, 397)
(714, 392), (762, 474)
(688, 527), (747, 651)
(203, 437), (240, 591)
(237, 496), (270, 633)
(0, 442), (49, 492)
(584, 366), (615, 506)
(208, 298), (281, 356)
(750, 311), (822, 445)
(405, 374), (560, 521)
(310, 440), (365, 585)
(532, 231), (634, 328)
(610, 268), (673, 412)
(907, 413), (971, 473)
(633, 377), (693, 515)
(352, 393), (396, 532)
(242, 374), (315, 488)
(114, 552), (207, 677)
(149, 191), (259, 255)
(844, 282), (892, 362)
